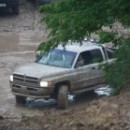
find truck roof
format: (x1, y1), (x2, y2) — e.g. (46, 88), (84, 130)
(57, 41), (102, 53)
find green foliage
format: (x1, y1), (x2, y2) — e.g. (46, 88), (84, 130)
(39, 0), (115, 50)
(39, 0), (130, 50)
(39, 0), (130, 94)
(104, 38), (130, 94)
(99, 31), (116, 43)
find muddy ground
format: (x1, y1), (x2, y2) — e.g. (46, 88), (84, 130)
(0, 1), (130, 130)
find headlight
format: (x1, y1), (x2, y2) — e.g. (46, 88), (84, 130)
(10, 75), (13, 82)
(40, 81), (49, 87)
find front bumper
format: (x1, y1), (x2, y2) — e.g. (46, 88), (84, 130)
(10, 82), (54, 98)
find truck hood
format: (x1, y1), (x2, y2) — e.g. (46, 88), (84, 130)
(14, 62), (70, 79)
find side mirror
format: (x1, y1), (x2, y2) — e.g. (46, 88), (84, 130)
(35, 50), (44, 62)
(75, 61), (84, 68)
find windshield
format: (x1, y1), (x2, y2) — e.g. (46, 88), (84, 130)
(37, 49), (77, 68)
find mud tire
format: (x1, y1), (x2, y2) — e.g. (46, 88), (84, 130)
(57, 85), (68, 109)
(15, 96), (26, 104)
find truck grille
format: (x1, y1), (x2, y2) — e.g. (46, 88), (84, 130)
(13, 74), (39, 87)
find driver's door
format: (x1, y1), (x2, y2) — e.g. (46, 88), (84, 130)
(72, 52), (93, 90)
(73, 49), (104, 90)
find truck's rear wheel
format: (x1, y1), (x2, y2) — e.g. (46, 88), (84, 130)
(57, 85), (68, 109)
(15, 95), (26, 104)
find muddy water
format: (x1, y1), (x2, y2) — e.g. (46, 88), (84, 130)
(0, 32), (18, 53)
(0, 0), (50, 118)
(0, 0), (47, 53)
(0, 0), (101, 121)
(0, 31), (43, 53)
(0, 1), (106, 120)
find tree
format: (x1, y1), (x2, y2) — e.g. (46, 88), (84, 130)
(39, 0), (130, 94)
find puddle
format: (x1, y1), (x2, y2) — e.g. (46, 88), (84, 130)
(24, 86), (112, 109)
(26, 98), (57, 108)
(94, 85), (113, 96)
(26, 95), (76, 108)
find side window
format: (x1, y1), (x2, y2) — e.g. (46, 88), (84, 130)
(90, 49), (103, 63)
(75, 51), (92, 67)
(75, 49), (103, 68)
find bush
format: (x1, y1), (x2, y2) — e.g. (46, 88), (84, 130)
(104, 38), (130, 95)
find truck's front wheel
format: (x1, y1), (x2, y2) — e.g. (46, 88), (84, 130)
(57, 85), (68, 109)
(15, 96), (26, 104)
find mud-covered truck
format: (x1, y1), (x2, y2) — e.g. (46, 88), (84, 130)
(0, 0), (19, 14)
(9, 41), (115, 109)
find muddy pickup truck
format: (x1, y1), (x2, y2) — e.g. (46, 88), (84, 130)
(9, 41), (115, 109)
(0, 0), (19, 14)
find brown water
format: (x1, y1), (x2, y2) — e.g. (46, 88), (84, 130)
(0, 32), (18, 53)
(0, 31), (43, 53)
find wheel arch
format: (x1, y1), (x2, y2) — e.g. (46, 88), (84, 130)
(55, 80), (71, 91)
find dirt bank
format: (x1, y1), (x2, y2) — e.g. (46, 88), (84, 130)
(0, 90), (130, 130)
